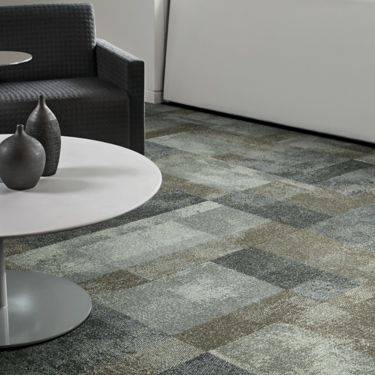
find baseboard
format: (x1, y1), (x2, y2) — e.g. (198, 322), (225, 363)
(145, 90), (163, 104)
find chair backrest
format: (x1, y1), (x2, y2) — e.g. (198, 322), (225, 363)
(0, 3), (96, 82)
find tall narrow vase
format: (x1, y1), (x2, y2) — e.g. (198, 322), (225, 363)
(26, 95), (61, 176)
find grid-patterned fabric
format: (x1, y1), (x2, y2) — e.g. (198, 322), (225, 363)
(0, 4), (145, 153)
(96, 39), (145, 154)
(0, 77), (130, 148)
(0, 3), (96, 81)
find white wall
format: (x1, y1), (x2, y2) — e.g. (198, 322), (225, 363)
(165, 0), (375, 143)
(0, 0), (168, 103)
(153, 0), (169, 102)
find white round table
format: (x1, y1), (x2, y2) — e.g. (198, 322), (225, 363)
(0, 136), (162, 348)
(0, 51), (32, 66)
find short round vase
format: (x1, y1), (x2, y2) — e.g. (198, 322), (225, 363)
(0, 124), (46, 190)
(26, 95), (61, 176)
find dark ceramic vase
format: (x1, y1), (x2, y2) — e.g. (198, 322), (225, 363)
(26, 95), (61, 176)
(0, 125), (46, 190)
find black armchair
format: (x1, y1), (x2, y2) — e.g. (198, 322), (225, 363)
(0, 3), (145, 154)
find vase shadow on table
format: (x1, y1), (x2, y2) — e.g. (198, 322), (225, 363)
(57, 166), (140, 178)
(32, 165), (139, 194)
(32, 178), (91, 194)
(0, 166), (140, 194)
(0, 178), (89, 194)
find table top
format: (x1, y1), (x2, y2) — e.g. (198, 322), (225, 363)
(0, 136), (162, 238)
(0, 51), (32, 67)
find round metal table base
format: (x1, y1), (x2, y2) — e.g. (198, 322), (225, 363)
(0, 271), (92, 349)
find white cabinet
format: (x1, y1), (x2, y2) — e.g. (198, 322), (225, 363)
(164, 0), (375, 142)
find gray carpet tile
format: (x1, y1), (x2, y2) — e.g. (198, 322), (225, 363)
(145, 115), (200, 139)
(256, 228), (375, 284)
(298, 287), (375, 356)
(175, 290), (318, 352)
(293, 275), (358, 302)
(214, 183), (330, 229)
(278, 134), (373, 157)
(290, 159), (373, 184)
(215, 181), (309, 211)
(241, 200), (331, 228)
(2, 103), (375, 374)
(213, 247), (357, 292)
(310, 204), (375, 251)
(357, 152), (375, 165)
(99, 262), (281, 335)
(317, 165), (375, 196)
(5, 185), (204, 256)
(213, 323), (375, 375)
(146, 140), (181, 160)
(0, 303), (168, 375)
(160, 353), (254, 375)
(157, 153), (273, 194)
(215, 143), (352, 178)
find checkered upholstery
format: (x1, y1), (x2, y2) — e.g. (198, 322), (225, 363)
(0, 3), (96, 81)
(96, 39), (145, 154)
(0, 3), (145, 153)
(0, 78), (130, 147)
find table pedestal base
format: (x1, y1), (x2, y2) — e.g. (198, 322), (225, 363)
(0, 270), (92, 349)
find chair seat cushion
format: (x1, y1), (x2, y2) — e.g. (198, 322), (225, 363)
(0, 77), (130, 147)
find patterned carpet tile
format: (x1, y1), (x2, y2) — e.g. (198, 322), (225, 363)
(92, 337), (203, 375)
(161, 173), (225, 200)
(1, 304), (168, 375)
(145, 113), (200, 139)
(8, 202), (272, 282)
(293, 159), (372, 184)
(8, 221), (211, 282)
(157, 108), (252, 127)
(358, 152), (375, 165)
(125, 222), (298, 282)
(317, 166), (375, 196)
(214, 143), (351, 179)
(146, 103), (180, 115)
(9, 202), (223, 280)
(175, 290), (317, 351)
(95, 262), (281, 335)
(225, 198), (330, 228)
(293, 275), (358, 301)
(212, 323), (375, 375)
(81, 269), (148, 294)
(146, 140), (181, 160)
(157, 153), (274, 195)
(149, 128), (262, 157)
(160, 353), (254, 375)
(287, 188), (373, 215)
(127, 234), (245, 281)
(214, 247), (358, 293)
(310, 204), (375, 251)
(2, 103), (375, 374)
(217, 184), (333, 229)
(5, 184), (204, 256)
(175, 205), (269, 236)
(294, 297), (375, 357)
(215, 181), (309, 211)
(256, 228), (375, 283)
(278, 134), (374, 156)
(204, 119), (298, 140)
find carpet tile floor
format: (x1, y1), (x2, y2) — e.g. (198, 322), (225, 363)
(1, 103), (375, 374)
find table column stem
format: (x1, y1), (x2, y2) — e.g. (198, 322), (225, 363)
(0, 239), (7, 308)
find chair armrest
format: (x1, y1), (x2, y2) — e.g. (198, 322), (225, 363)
(96, 39), (144, 96)
(96, 39), (145, 154)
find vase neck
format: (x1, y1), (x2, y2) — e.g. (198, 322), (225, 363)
(38, 95), (46, 107)
(15, 124), (25, 136)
